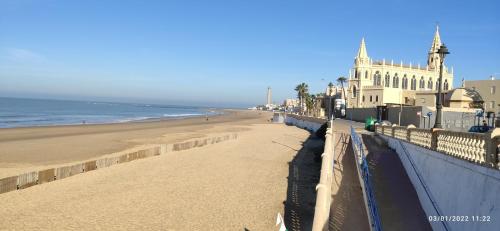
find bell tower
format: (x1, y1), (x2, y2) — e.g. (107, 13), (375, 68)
(351, 38), (371, 107)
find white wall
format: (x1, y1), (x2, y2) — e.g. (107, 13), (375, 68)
(285, 116), (323, 132)
(380, 135), (500, 231)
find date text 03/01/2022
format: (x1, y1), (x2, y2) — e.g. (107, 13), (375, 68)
(428, 216), (491, 222)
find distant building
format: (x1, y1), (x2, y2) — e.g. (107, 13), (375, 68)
(444, 86), (483, 109)
(284, 98), (299, 107)
(283, 98), (299, 110)
(465, 77), (500, 114)
(347, 26), (454, 108)
(324, 85), (344, 117)
(405, 87), (483, 109)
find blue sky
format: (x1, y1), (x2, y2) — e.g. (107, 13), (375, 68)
(1, 0), (499, 108)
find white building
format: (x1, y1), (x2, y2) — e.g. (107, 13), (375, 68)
(347, 26), (454, 108)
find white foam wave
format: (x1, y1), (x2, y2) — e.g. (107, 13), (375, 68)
(162, 113), (203, 117)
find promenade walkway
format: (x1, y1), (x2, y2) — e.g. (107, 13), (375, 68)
(330, 119), (431, 231)
(362, 133), (432, 231)
(329, 130), (370, 231)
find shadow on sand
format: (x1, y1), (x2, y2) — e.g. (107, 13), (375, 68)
(283, 132), (324, 231)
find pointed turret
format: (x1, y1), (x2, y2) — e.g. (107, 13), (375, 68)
(427, 25), (443, 71)
(357, 38), (369, 58)
(429, 25), (442, 53)
(355, 38), (370, 66)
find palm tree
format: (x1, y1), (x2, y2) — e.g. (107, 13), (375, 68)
(328, 82), (334, 88)
(337, 76), (347, 100)
(337, 76), (348, 116)
(327, 82), (335, 118)
(305, 93), (315, 116)
(294, 83), (309, 115)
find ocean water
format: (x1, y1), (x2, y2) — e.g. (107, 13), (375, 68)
(0, 97), (218, 128)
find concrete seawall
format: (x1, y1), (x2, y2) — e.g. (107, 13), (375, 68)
(285, 114), (325, 132)
(379, 134), (500, 231)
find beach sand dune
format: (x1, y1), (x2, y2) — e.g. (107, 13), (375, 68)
(0, 111), (313, 230)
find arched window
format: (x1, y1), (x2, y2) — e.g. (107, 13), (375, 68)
(365, 71), (368, 79)
(419, 76), (425, 89)
(444, 79), (449, 90)
(385, 72), (390, 87)
(427, 78), (433, 90)
(393, 73), (399, 88)
(370, 95), (373, 102)
(402, 75), (408, 89)
(436, 81), (439, 90)
(362, 95), (365, 102)
(352, 85), (357, 97)
(375, 95), (379, 102)
(373, 71), (381, 86)
(411, 76), (417, 90)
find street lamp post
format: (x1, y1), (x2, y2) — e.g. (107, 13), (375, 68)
(433, 44), (450, 129)
(329, 92), (333, 120)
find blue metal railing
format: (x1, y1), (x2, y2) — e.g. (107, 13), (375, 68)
(350, 126), (383, 231)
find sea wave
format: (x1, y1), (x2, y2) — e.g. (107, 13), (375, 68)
(162, 113), (204, 117)
(0, 97), (215, 128)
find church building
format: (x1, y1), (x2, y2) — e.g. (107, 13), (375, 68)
(347, 27), (454, 108)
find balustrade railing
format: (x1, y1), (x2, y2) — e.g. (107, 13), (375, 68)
(383, 126), (392, 136)
(496, 137), (500, 168)
(436, 131), (486, 164)
(374, 124), (499, 168)
(393, 126), (408, 140)
(408, 128), (432, 149)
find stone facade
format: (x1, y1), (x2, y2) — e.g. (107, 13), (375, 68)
(465, 78), (500, 114)
(347, 26), (454, 108)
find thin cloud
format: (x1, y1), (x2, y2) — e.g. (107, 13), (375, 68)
(4, 48), (46, 62)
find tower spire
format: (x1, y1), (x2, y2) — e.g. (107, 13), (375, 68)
(355, 38), (370, 67)
(357, 38), (368, 58)
(427, 26), (443, 70)
(429, 25), (442, 53)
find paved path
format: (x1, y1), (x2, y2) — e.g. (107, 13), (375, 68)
(329, 131), (370, 231)
(362, 134), (432, 231)
(330, 119), (431, 231)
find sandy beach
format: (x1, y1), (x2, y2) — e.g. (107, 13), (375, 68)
(0, 110), (316, 230)
(0, 110), (271, 177)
